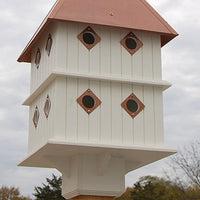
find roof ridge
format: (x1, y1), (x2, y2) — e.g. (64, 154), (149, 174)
(18, 0), (178, 63)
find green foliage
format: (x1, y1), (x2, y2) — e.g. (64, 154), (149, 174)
(117, 176), (200, 200)
(130, 176), (185, 200)
(184, 186), (200, 200)
(33, 174), (65, 200)
(0, 186), (32, 200)
(115, 187), (133, 200)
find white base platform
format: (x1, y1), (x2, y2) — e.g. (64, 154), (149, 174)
(19, 140), (176, 199)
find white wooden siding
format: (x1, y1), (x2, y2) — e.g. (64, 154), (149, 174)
(28, 83), (55, 154)
(28, 21), (165, 154)
(30, 22), (57, 93)
(28, 77), (164, 155)
(30, 22), (162, 93)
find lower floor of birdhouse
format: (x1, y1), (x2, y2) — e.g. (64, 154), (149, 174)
(26, 75), (169, 155)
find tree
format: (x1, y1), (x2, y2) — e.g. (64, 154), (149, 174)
(0, 186), (32, 200)
(130, 176), (185, 200)
(33, 174), (65, 200)
(116, 176), (187, 200)
(169, 140), (200, 189)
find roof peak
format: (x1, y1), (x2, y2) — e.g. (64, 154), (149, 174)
(18, 0), (178, 63)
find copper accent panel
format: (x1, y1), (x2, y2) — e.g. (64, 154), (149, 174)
(33, 106), (40, 128)
(35, 48), (41, 69)
(45, 34), (53, 56)
(77, 89), (101, 114)
(18, 0), (178, 63)
(44, 95), (51, 119)
(78, 26), (101, 50)
(120, 32), (143, 55)
(121, 93), (145, 119)
(49, 0), (178, 35)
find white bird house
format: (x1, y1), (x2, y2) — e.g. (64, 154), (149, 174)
(18, 0), (178, 199)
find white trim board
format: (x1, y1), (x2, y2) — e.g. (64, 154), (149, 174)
(18, 139), (176, 173)
(23, 71), (171, 105)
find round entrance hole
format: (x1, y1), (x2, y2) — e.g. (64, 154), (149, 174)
(125, 37), (138, 50)
(83, 32), (95, 45)
(82, 95), (95, 109)
(126, 99), (139, 113)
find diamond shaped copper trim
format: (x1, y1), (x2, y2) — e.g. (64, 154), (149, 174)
(121, 92), (145, 118)
(45, 34), (52, 56)
(33, 106), (40, 128)
(44, 95), (51, 119)
(78, 26), (101, 50)
(120, 32), (143, 55)
(35, 48), (41, 69)
(77, 89), (101, 114)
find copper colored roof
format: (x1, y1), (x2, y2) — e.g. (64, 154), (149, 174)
(18, 0), (178, 63)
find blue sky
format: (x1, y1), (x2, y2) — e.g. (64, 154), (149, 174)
(0, 0), (200, 197)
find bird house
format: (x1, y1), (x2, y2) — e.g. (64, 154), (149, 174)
(18, 0), (178, 199)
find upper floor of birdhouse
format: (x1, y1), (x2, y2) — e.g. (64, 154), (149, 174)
(18, 0), (177, 93)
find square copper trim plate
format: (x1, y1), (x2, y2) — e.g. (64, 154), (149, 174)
(78, 26), (101, 50)
(77, 89), (101, 114)
(121, 92), (145, 118)
(120, 32), (143, 55)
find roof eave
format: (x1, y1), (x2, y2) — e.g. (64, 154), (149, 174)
(17, 19), (178, 63)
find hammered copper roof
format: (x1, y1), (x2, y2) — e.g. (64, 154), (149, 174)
(18, 0), (178, 63)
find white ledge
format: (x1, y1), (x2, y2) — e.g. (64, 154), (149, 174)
(23, 71), (172, 106)
(18, 139), (176, 171)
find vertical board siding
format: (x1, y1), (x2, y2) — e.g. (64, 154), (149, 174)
(132, 31), (143, 80)
(28, 77), (164, 154)
(111, 82), (122, 143)
(54, 77), (66, 139)
(122, 84), (133, 145)
(28, 22), (165, 152)
(99, 27), (111, 75)
(30, 23), (162, 94)
(66, 77), (78, 141)
(55, 22), (67, 71)
(30, 49), (36, 92)
(28, 83), (55, 154)
(30, 23), (57, 93)
(90, 27), (101, 74)
(121, 30), (132, 78)
(89, 80), (100, 143)
(143, 86), (155, 145)
(100, 81), (112, 144)
(132, 85), (145, 145)
(77, 79), (89, 142)
(111, 29), (122, 76)
(142, 32), (153, 80)
(67, 23), (79, 72)
(78, 25), (90, 73)
(154, 88), (164, 145)
(152, 34), (162, 80)
(28, 105), (34, 154)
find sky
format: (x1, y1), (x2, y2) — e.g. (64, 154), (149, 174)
(0, 0), (200, 198)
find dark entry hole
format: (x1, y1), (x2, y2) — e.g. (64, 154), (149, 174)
(125, 37), (138, 50)
(126, 99), (139, 113)
(83, 32), (95, 45)
(82, 95), (95, 109)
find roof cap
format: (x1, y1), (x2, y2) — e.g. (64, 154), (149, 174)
(18, 0), (178, 63)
